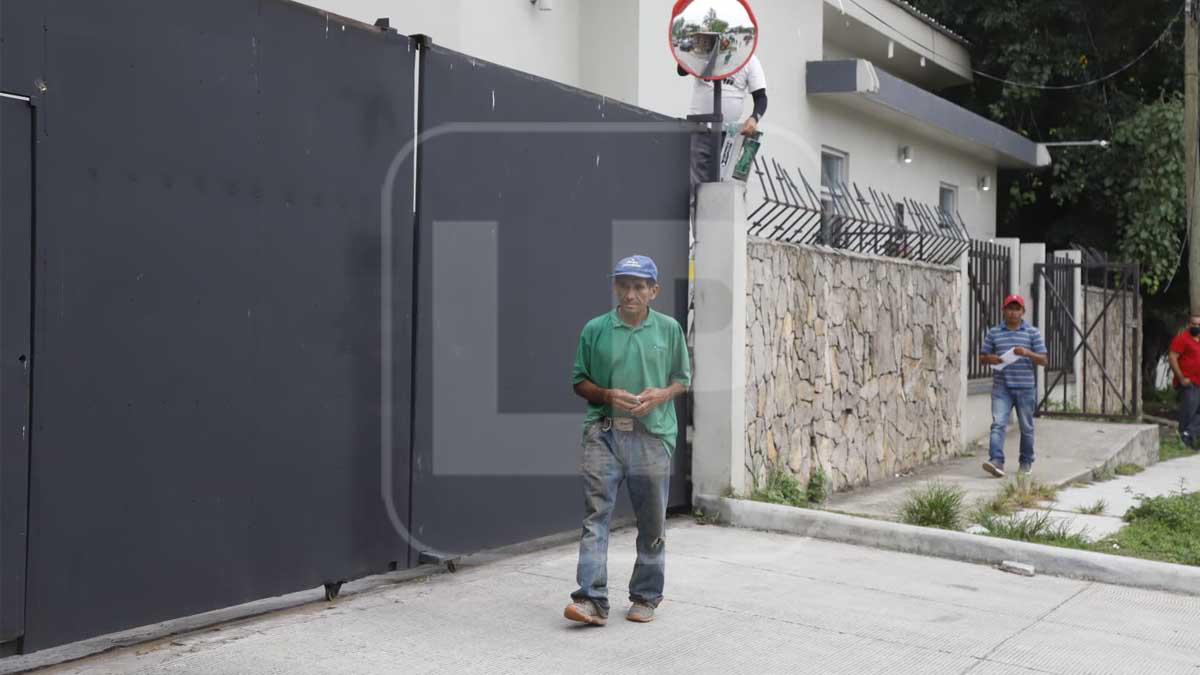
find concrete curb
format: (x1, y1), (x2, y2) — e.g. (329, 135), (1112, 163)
(695, 494), (1200, 597)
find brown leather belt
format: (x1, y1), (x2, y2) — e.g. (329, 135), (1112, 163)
(601, 417), (637, 432)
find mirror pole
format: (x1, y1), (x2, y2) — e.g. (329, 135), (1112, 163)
(708, 80), (723, 182)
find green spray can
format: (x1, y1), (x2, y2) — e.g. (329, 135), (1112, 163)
(732, 131), (763, 182)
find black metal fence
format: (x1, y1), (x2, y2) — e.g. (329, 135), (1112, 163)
(1044, 255), (1076, 373)
(748, 157), (970, 266)
(1034, 261), (1141, 419)
(967, 240), (1012, 380)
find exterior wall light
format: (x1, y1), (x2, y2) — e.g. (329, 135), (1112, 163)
(899, 146), (913, 164)
(978, 176), (991, 192)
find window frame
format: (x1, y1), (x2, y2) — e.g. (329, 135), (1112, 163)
(820, 146), (850, 198)
(938, 182), (958, 228)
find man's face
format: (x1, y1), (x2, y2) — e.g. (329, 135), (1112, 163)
(1004, 303), (1024, 323)
(1189, 316), (1200, 334)
(614, 276), (659, 314)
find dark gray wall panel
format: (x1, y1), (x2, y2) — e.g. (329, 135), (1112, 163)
(0, 99), (32, 645)
(18, 0), (415, 650)
(411, 46), (691, 558)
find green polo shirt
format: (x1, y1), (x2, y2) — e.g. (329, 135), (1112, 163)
(571, 308), (691, 453)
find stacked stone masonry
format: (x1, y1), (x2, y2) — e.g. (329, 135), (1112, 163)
(745, 239), (963, 494)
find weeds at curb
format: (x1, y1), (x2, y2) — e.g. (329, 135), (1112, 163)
(971, 475), (1059, 524)
(806, 466), (828, 505)
(1076, 499), (1108, 516)
(899, 482), (966, 530)
(1114, 463), (1144, 476)
(1160, 435), (1194, 462)
(977, 511), (1091, 549)
(749, 469), (809, 508)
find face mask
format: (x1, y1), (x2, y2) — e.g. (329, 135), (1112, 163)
(1190, 326), (1200, 337)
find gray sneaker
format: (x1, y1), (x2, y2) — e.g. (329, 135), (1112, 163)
(564, 599), (607, 626)
(626, 602), (655, 623)
(982, 461), (1005, 478)
(1018, 463), (1032, 475)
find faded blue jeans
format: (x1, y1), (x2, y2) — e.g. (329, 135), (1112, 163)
(990, 385), (1037, 468)
(571, 422), (671, 615)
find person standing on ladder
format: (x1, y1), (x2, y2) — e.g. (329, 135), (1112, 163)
(1168, 315), (1200, 448)
(979, 295), (1049, 478)
(563, 255), (691, 626)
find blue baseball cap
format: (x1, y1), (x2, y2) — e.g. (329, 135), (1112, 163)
(612, 255), (658, 282)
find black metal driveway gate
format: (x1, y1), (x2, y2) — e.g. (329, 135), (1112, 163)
(408, 44), (692, 563)
(1033, 261), (1141, 419)
(0, 0), (691, 653)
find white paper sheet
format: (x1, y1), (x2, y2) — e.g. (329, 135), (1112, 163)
(990, 348), (1019, 372)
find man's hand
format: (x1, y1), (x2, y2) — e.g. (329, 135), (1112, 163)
(1013, 347), (1049, 367)
(630, 387), (671, 418)
(1184, 378), (1195, 388)
(740, 117), (759, 137)
(979, 354), (1002, 366)
(605, 389), (642, 413)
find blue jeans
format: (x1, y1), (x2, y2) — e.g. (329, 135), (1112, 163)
(989, 385), (1037, 467)
(572, 423), (671, 615)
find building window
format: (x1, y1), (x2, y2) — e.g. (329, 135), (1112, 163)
(939, 183), (958, 228)
(821, 147), (849, 196)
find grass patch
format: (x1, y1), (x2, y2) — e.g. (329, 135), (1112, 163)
(1092, 465), (1116, 482)
(970, 474), (1060, 524)
(1076, 499), (1108, 516)
(899, 482), (966, 530)
(749, 469), (809, 508)
(1113, 463), (1144, 476)
(977, 511), (1092, 549)
(997, 474), (1058, 510)
(1160, 435), (1193, 462)
(806, 466), (828, 504)
(1095, 491), (1200, 566)
(1143, 387), (1178, 419)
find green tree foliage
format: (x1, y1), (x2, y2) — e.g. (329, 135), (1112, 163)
(909, 0), (1187, 380)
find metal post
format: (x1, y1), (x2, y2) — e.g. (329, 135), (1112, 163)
(1186, 0), (1200, 313)
(1082, 271), (1089, 415)
(709, 80), (723, 183)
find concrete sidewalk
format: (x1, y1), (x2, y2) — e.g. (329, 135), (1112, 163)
(826, 419), (1158, 521)
(24, 520), (1200, 674)
(1015, 452), (1200, 541)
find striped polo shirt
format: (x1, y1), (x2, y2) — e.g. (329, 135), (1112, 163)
(982, 320), (1047, 390)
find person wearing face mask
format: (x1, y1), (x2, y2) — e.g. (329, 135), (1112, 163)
(1168, 316), (1200, 448)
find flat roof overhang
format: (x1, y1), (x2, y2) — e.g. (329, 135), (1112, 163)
(807, 59), (1051, 170)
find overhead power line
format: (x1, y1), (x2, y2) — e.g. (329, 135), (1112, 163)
(843, 0), (1185, 91)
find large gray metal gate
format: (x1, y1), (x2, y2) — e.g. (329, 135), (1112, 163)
(1033, 261), (1141, 419)
(408, 45), (691, 561)
(0, 0), (691, 653)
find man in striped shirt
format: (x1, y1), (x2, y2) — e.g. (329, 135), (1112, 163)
(979, 295), (1049, 478)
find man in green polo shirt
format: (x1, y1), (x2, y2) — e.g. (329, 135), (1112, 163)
(563, 254), (691, 627)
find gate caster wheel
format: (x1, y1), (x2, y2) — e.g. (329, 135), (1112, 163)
(324, 581), (344, 601)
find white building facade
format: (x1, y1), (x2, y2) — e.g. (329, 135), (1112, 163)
(322, 0), (1049, 239)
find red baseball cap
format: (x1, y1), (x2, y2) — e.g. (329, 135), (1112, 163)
(1004, 294), (1025, 309)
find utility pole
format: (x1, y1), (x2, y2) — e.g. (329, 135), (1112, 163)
(1188, 0), (1200, 312)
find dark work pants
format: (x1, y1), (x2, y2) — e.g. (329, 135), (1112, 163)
(1178, 385), (1200, 442)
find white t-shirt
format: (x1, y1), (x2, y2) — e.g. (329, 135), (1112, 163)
(687, 55), (767, 123)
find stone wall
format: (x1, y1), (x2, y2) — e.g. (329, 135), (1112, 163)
(1081, 287), (1140, 416)
(745, 239), (963, 494)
